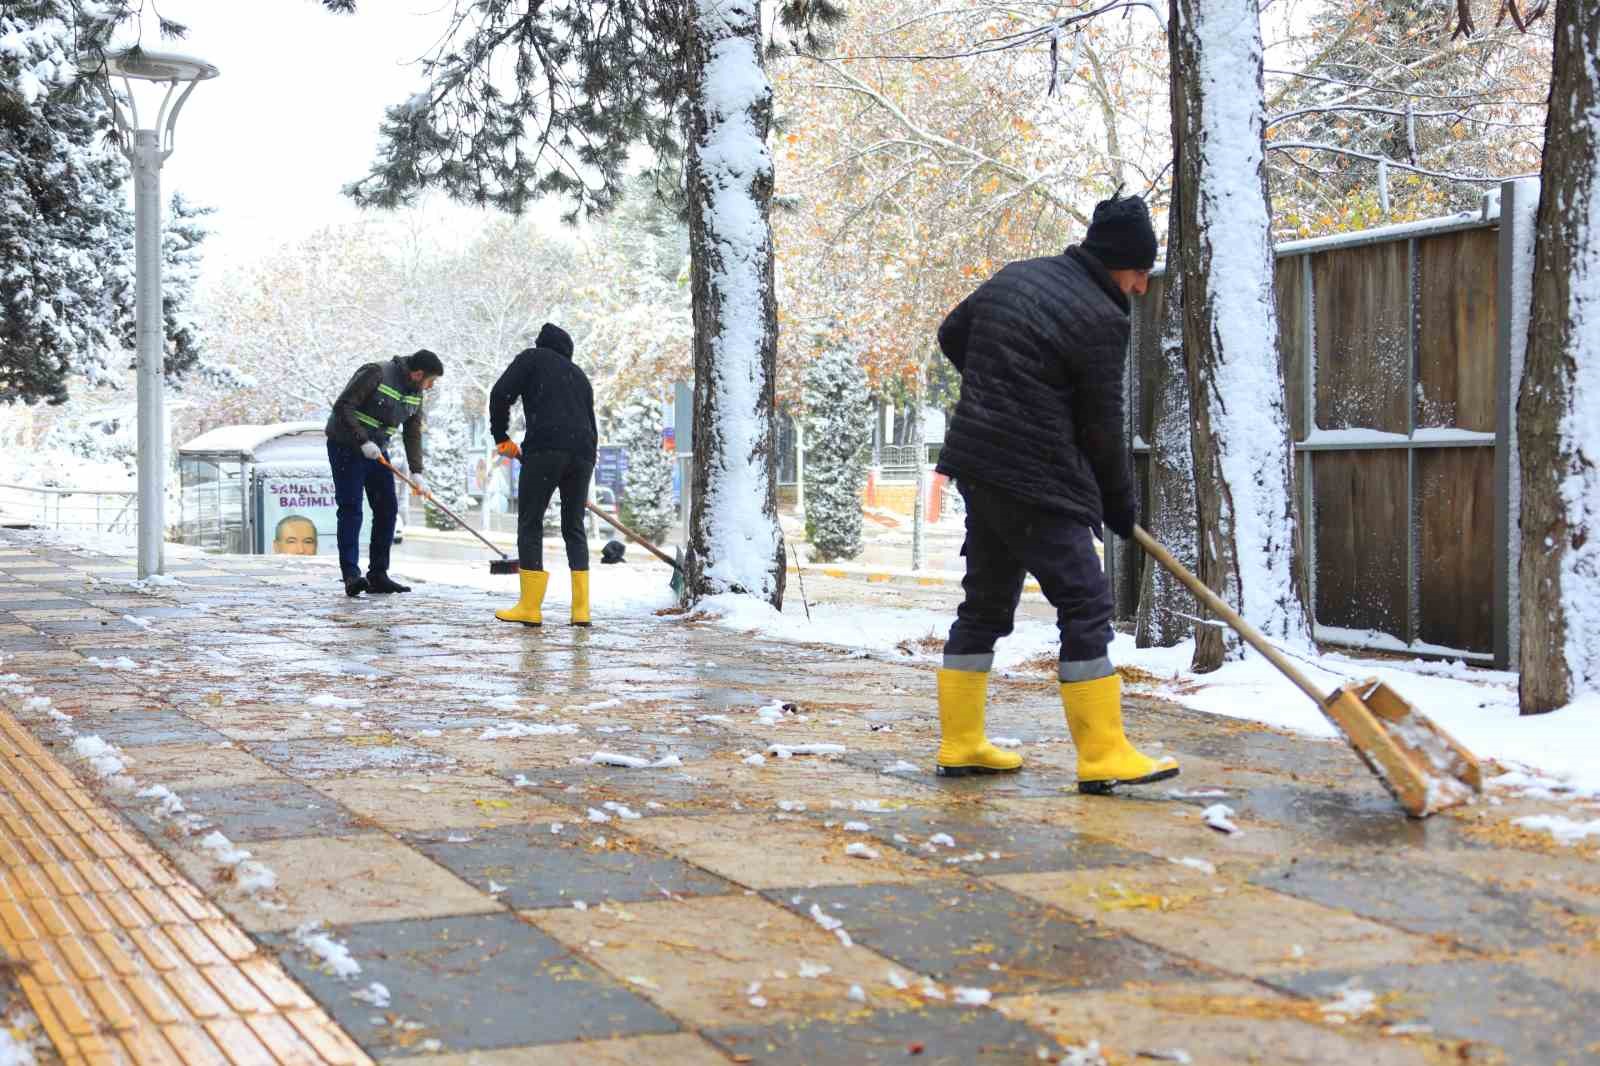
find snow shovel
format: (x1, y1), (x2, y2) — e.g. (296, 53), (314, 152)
(1132, 525), (1483, 818)
(583, 501), (684, 596)
(378, 456), (520, 575)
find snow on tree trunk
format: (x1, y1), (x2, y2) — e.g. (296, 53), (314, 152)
(1135, 247), (1200, 648)
(802, 345), (870, 562)
(616, 390), (676, 541)
(1169, 0), (1309, 671)
(683, 0), (785, 607)
(1517, 0), (1600, 714)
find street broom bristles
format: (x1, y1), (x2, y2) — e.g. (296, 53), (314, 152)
(488, 558), (520, 575)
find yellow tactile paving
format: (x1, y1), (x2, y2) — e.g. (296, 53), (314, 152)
(0, 703), (374, 1066)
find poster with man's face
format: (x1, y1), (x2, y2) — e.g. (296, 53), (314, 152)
(272, 515), (319, 555)
(260, 475), (340, 555)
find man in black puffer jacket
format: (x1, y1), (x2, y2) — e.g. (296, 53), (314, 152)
(932, 193), (1179, 796)
(489, 322), (599, 628)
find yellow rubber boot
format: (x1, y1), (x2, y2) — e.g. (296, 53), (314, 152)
(1061, 673), (1179, 794)
(571, 570), (591, 627)
(935, 668), (1023, 777)
(494, 569), (548, 626)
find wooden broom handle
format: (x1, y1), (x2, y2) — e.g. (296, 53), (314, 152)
(584, 501), (680, 570)
(1131, 524), (1329, 707)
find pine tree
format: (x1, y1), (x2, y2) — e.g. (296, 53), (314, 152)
(0, 3), (131, 404)
(802, 344), (870, 562)
(2, 5), (216, 403)
(615, 389), (676, 541)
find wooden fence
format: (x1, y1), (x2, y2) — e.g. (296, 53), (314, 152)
(1108, 179), (1536, 667)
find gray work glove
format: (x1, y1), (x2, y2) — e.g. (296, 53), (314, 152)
(360, 441), (383, 462)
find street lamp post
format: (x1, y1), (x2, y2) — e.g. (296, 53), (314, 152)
(90, 49), (218, 579)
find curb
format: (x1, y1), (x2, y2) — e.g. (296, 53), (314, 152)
(790, 564), (1042, 594)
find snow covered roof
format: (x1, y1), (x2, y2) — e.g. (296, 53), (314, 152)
(178, 421), (325, 458)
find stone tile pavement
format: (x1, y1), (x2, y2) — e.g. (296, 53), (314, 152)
(0, 533), (1597, 1065)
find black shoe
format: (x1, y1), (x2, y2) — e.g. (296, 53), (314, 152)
(344, 576), (369, 597)
(366, 572), (411, 594)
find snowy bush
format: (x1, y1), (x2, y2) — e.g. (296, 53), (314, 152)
(614, 389), (675, 540)
(802, 345), (871, 561)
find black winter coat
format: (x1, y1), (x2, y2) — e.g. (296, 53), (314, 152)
(489, 331), (598, 457)
(934, 246), (1135, 527)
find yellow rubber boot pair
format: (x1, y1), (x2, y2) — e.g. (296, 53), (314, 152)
(935, 668), (1023, 777)
(495, 569), (548, 626)
(1061, 673), (1179, 794)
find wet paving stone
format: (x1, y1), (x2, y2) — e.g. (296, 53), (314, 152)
(512, 765), (729, 817)
(1217, 784), (1477, 851)
(118, 778), (367, 840)
(1269, 960), (1600, 1064)
(704, 1004), (1063, 1065)
(822, 807), (1157, 875)
(1251, 857), (1594, 952)
(29, 619), (146, 635)
(263, 912), (681, 1055)
(855, 762), (1075, 800)
(0, 598), (86, 611)
(254, 738), (457, 778)
(766, 880), (1197, 995)
(415, 822), (735, 908)
(65, 708), (227, 747)
(0, 635), (62, 654)
(1173, 727), (1355, 778)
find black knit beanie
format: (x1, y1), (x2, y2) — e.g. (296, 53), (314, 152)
(1081, 194), (1158, 271)
(535, 322), (574, 358)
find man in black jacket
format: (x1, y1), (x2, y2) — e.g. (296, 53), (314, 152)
(932, 193), (1179, 795)
(325, 349), (444, 597)
(489, 322), (598, 627)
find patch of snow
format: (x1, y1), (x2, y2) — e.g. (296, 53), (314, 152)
(308, 693), (363, 709)
(1201, 804), (1240, 834)
(767, 743), (846, 757)
(1513, 814), (1600, 846)
(293, 922), (361, 979)
(479, 721), (580, 740)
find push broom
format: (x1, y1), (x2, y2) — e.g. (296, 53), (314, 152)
(378, 456), (521, 575)
(1134, 525), (1483, 818)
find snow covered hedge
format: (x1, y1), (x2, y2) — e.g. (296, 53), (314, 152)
(802, 345), (870, 561)
(615, 390), (675, 541)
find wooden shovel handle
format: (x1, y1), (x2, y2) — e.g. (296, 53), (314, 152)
(1131, 524), (1329, 708)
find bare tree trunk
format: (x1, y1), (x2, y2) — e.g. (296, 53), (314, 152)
(1517, 0), (1600, 714)
(1135, 206), (1199, 648)
(1169, 0), (1309, 672)
(683, 0), (786, 608)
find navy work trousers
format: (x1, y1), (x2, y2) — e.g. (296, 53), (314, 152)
(517, 448), (594, 571)
(327, 440), (398, 581)
(944, 478), (1114, 679)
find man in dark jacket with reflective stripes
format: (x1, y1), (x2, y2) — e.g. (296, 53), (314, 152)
(932, 194), (1179, 795)
(325, 349), (444, 597)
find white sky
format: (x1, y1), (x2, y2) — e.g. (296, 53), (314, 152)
(106, 1), (562, 277)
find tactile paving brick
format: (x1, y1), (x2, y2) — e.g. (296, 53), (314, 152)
(0, 702), (374, 1065)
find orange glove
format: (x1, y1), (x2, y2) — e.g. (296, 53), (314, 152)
(496, 440), (521, 460)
